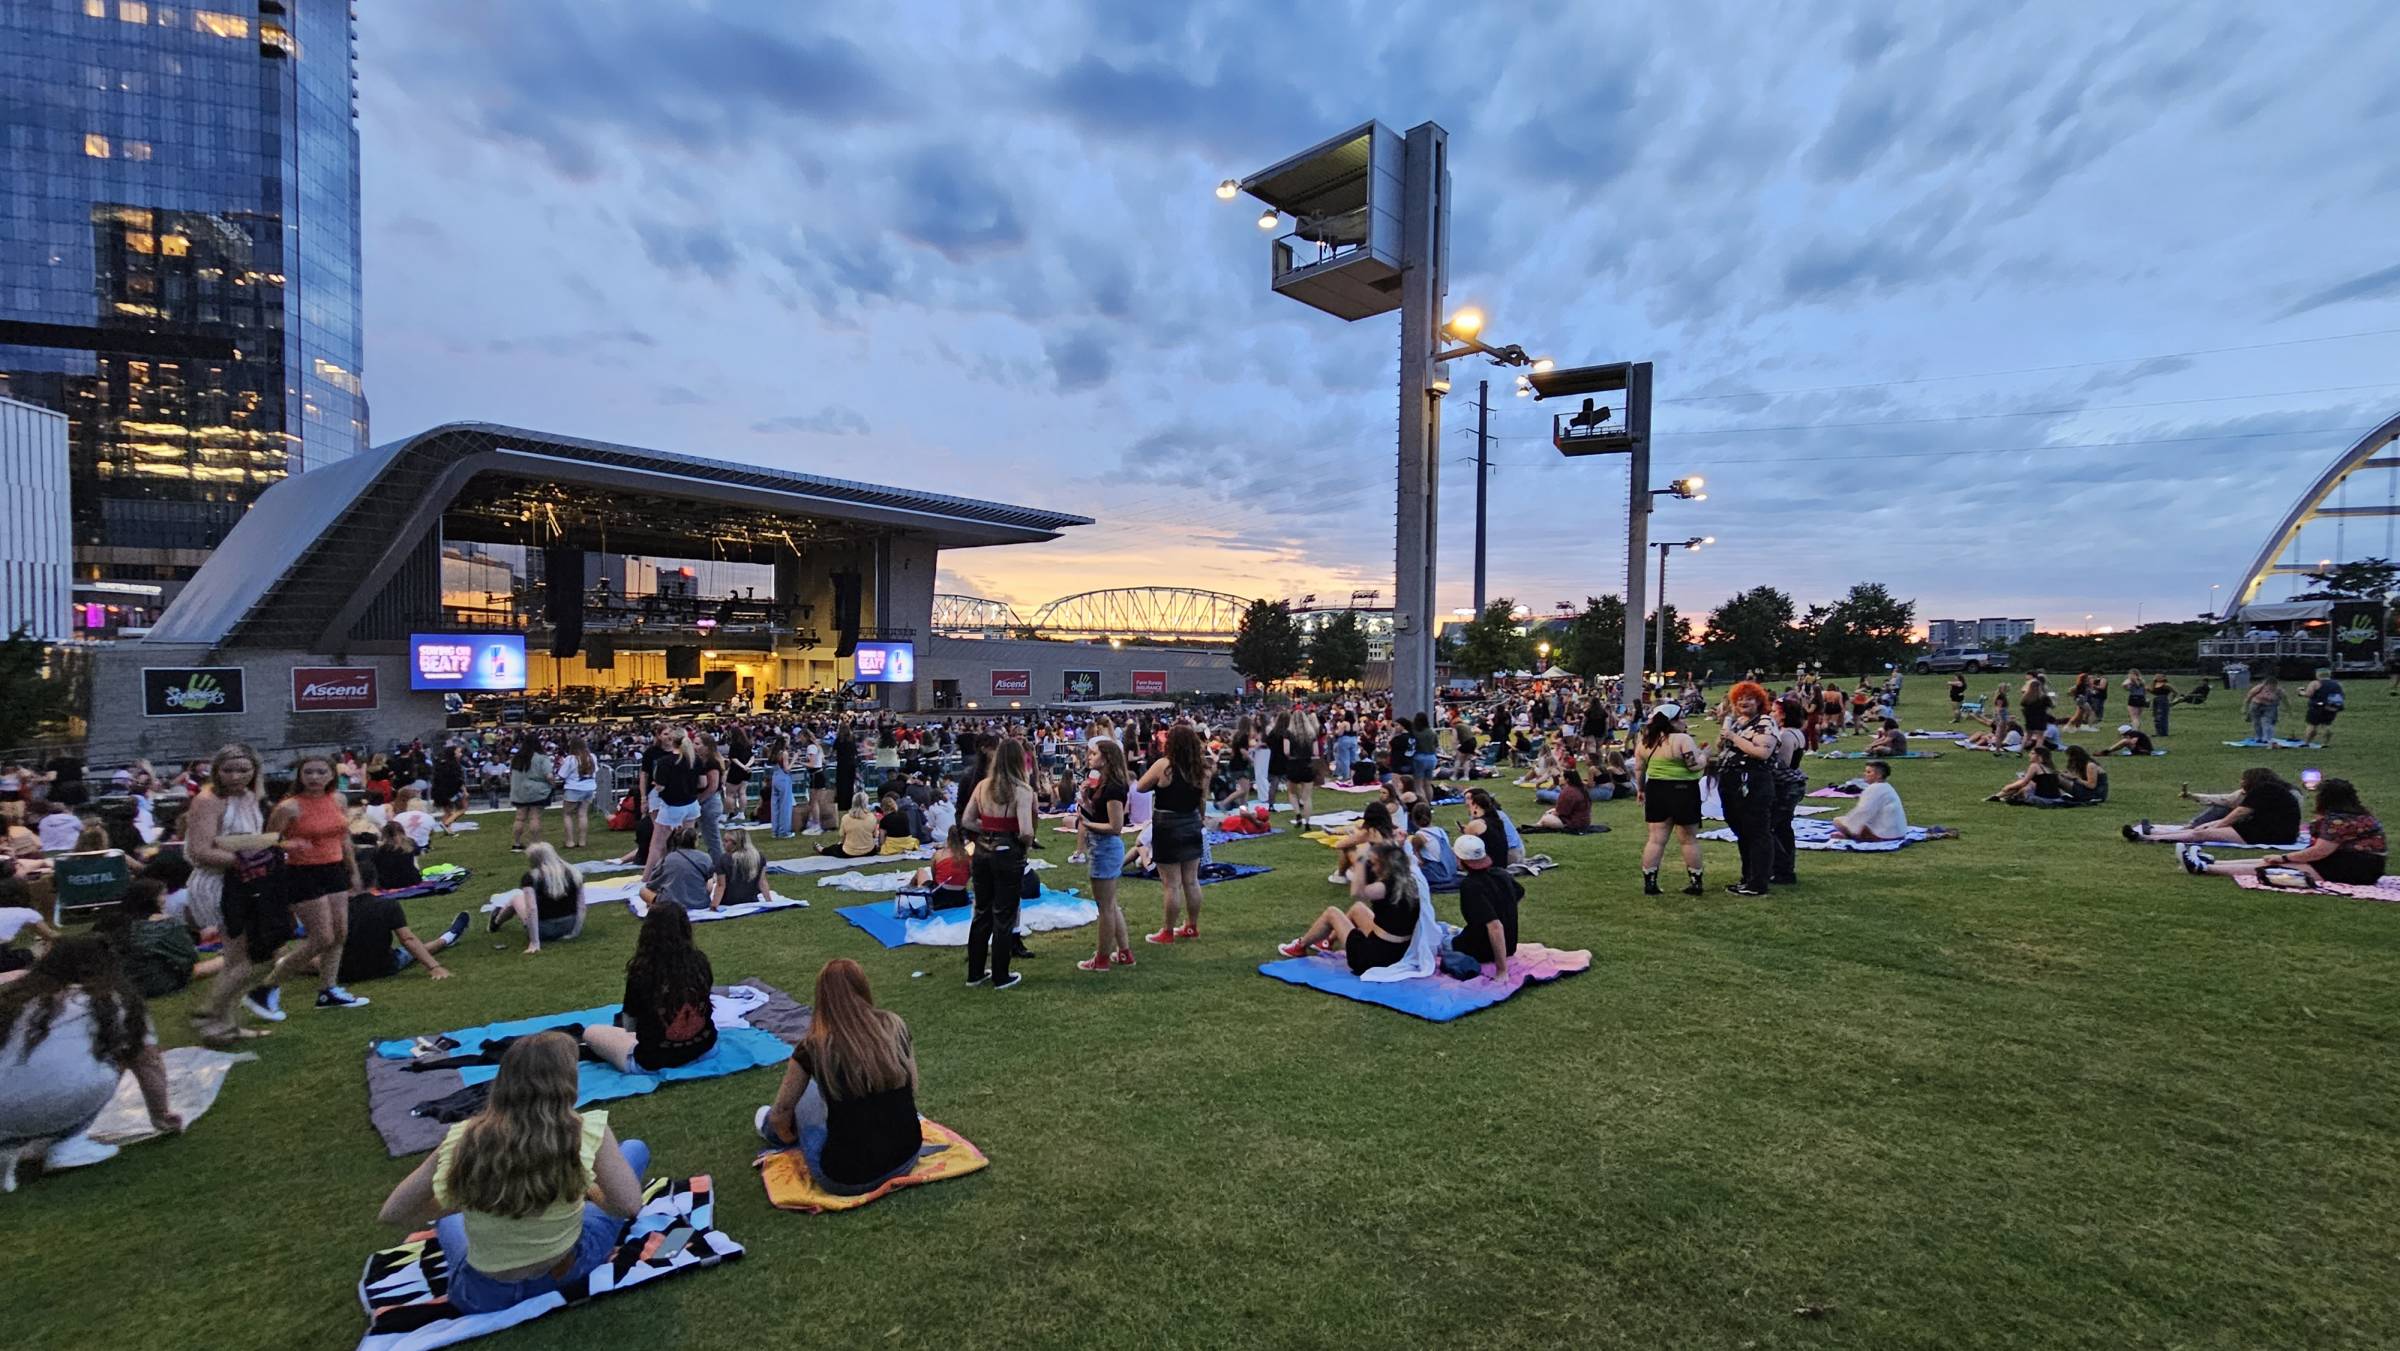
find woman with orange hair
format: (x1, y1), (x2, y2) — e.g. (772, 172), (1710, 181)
(1713, 682), (1780, 896)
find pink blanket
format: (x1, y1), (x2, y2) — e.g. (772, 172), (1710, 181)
(2232, 872), (2400, 903)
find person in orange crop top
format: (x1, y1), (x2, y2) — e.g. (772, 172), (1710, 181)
(266, 754), (372, 1011)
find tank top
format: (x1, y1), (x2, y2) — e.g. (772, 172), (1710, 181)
(281, 791), (348, 867)
(1642, 739), (1701, 782)
(1152, 770), (1202, 813)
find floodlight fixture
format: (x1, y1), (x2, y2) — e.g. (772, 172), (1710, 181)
(1443, 307), (1484, 339)
(1531, 357), (1555, 373)
(1257, 208), (1280, 230)
(1216, 178), (1240, 199)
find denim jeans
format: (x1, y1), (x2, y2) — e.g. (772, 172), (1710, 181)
(1332, 735), (1357, 781)
(2153, 701), (2170, 736)
(2251, 710), (2278, 743)
(768, 769), (795, 838)
(435, 1138), (650, 1314)
(697, 796), (725, 868)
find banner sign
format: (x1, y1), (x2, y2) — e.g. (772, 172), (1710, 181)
(2330, 600), (2386, 668)
(409, 634), (526, 691)
(291, 666), (379, 712)
(852, 640), (915, 685)
(142, 666), (245, 717)
(991, 669), (1031, 697)
(1063, 669), (1101, 701)
(1130, 670), (1168, 696)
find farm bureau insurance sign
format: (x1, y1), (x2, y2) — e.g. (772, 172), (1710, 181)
(1131, 670), (1168, 696)
(991, 669), (1032, 697)
(292, 666), (379, 712)
(142, 666), (246, 717)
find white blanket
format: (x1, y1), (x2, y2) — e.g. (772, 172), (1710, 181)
(1699, 820), (1932, 853)
(766, 849), (930, 877)
(1361, 862), (1444, 984)
(629, 892), (808, 923)
(818, 858), (1051, 892)
(88, 1047), (255, 1146)
(900, 894), (1097, 946)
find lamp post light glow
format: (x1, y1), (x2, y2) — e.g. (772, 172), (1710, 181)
(1443, 306), (1484, 339)
(1216, 178), (1240, 200)
(1256, 207), (1280, 230)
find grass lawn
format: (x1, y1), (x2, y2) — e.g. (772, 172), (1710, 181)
(12, 681), (2400, 1350)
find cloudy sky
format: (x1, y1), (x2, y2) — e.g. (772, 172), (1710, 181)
(356, 1), (2400, 633)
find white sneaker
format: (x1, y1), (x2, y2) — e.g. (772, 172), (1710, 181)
(44, 1132), (121, 1171)
(1328, 871), (1349, 885)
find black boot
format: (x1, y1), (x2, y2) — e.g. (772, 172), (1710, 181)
(1642, 869), (1661, 896)
(1682, 869), (1704, 897)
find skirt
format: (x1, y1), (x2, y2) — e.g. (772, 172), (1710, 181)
(1152, 809), (1205, 865)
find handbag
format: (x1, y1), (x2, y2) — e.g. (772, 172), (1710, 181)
(232, 844), (286, 886)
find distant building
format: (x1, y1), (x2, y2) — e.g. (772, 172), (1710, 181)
(0, 0), (366, 593)
(1926, 617), (2035, 648)
(0, 395), (72, 640)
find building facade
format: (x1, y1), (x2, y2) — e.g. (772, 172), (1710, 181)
(1926, 617), (2035, 648)
(0, 0), (365, 591)
(0, 395), (73, 640)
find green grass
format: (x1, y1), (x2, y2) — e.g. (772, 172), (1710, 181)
(13, 685), (2400, 1349)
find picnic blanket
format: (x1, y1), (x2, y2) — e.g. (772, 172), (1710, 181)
(1699, 819), (1941, 853)
(1909, 730), (1973, 741)
(374, 875), (469, 902)
(756, 1118), (988, 1214)
(766, 849), (930, 877)
(2223, 738), (2312, 749)
(2134, 831), (2308, 851)
(572, 859), (643, 877)
(1256, 943), (1592, 1023)
(1305, 810), (1365, 828)
(362, 982), (808, 1157)
(628, 893), (808, 922)
(1814, 750), (1941, 760)
(1126, 861), (1273, 885)
(1807, 785), (1864, 798)
(835, 885), (1095, 949)
(356, 1175), (741, 1351)
(2231, 871), (2400, 902)
(818, 859), (1051, 893)
(87, 1046), (254, 1146)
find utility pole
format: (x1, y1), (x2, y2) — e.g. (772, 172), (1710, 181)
(1473, 378), (1489, 617)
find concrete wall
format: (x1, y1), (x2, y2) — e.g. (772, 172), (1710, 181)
(921, 636), (1238, 706)
(89, 644), (443, 766)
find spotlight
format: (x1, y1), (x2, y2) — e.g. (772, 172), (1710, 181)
(1216, 178), (1240, 200)
(1443, 307), (1484, 339)
(1256, 208), (1279, 231)
(1531, 357), (1555, 373)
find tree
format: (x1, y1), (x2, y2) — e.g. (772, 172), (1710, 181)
(1814, 582), (1917, 675)
(1702, 586), (1797, 675)
(1563, 595), (1624, 677)
(1451, 599), (1537, 680)
(1646, 603), (1694, 667)
(2295, 557), (2398, 602)
(1306, 611), (1370, 687)
(0, 626), (76, 752)
(1230, 598), (1305, 689)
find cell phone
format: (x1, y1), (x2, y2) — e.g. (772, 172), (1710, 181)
(2301, 768), (2322, 790)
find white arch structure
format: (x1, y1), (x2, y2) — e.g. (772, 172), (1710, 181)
(2224, 409), (2400, 617)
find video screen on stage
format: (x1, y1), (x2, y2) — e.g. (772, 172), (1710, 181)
(409, 634), (528, 691)
(852, 640), (915, 685)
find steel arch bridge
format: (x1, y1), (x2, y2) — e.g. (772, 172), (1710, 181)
(932, 593), (1028, 634)
(1028, 588), (1253, 643)
(2223, 410), (2400, 615)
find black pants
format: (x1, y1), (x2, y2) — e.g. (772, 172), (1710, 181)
(1769, 781), (1802, 884)
(1725, 789), (1774, 892)
(966, 839), (1026, 982)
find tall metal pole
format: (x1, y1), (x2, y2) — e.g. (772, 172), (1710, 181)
(1473, 379), (1489, 617)
(1620, 365), (1652, 709)
(1392, 121), (1448, 720)
(1654, 543), (1670, 677)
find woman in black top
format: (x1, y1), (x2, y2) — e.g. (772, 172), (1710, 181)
(756, 958), (920, 1194)
(1992, 745), (2066, 804)
(1135, 725), (1211, 944)
(583, 901), (717, 1073)
(1947, 673), (1968, 721)
(2129, 767), (2303, 846)
(1277, 842), (1422, 975)
(431, 746), (468, 829)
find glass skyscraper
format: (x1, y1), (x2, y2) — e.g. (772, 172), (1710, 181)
(0, 0), (363, 590)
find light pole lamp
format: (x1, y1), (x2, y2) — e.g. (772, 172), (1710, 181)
(1651, 536), (1711, 677)
(1530, 361), (1656, 710)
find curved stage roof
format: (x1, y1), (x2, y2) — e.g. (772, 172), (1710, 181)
(148, 421), (1090, 649)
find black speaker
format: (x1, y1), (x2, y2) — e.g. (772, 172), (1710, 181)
(544, 547), (584, 659)
(666, 646), (700, 679)
(701, 670), (737, 704)
(831, 571), (862, 658)
(584, 639), (615, 671)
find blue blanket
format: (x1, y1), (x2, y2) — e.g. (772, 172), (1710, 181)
(836, 885), (1094, 949)
(1257, 943), (1591, 1023)
(2223, 738), (2311, 749)
(1204, 825), (1282, 847)
(1127, 861), (1274, 885)
(372, 1007), (790, 1103)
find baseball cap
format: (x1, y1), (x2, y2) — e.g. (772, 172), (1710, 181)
(2118, 724), (2135, 734)
(1654, 702), (1682, 721)
(1456, 835), (1491, 867)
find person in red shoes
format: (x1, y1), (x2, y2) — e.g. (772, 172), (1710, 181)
(1277, 842), (1423, 975)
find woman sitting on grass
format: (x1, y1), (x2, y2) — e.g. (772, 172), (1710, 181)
(372, 821), (422, 891)
(2180, 778), (2384, 886)
(1528, 769), (1594, 834)
(2128, 767), (2304, 847)
(1324, 801), (1399, 885)
(755, 958), (922, 1194)
(493, 841), (585, 953)
(0, 936), (181, 1191)
(377, 1032), (649, 1314)
(819, 792), (883, 859)
(711, 828), (770, 912)
(582, 902), (717, 1074)
(641, 825), (715, 914)
(1989, 746), (2066, 805)
(1461, 787), (1526, 866)
(905, 827), (972, 910)
(102, 879), (220, 998)
(2058, 744), (2107, 805)
(1278, 841), (1425, 976)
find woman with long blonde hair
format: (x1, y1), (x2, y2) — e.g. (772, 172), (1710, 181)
(644, 725), (704, 871)
(755, 958), (921, 1193)
(378, 1032), (649, 1313)
(185, 743), (283, 1043)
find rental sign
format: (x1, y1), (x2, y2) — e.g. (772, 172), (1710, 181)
(291, 666), (379, 712)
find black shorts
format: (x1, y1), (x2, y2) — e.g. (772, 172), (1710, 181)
(2308, 706), (2339, 726)
(1344, 929), (1410, 975)
(1152, 809), (1206, 865)
(2319, 852), (2386, 886)
(283, 861), (355, 902)
(1643, 779), (1702, 826)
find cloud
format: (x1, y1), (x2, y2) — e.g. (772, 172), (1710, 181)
(2280, 263), (2400, 319)
(1044, 327), (1115, 392)
(655, 384), (707, 406)
(1028, 53), (1324, 158)
(634, 220), (740, 280)
(891, 148), (1026, 260)
(479, 328), (657, 357)
(750, 406), (872, 437)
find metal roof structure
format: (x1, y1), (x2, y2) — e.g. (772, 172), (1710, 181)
(146, 421), (1091, 649)
(2222, 409), (2400, 615)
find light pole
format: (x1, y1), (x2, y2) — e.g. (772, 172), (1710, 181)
(1532, 362), (1655, 711)
(1536, 638), (1551, 674)
(1652, 536), (1711, 677)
